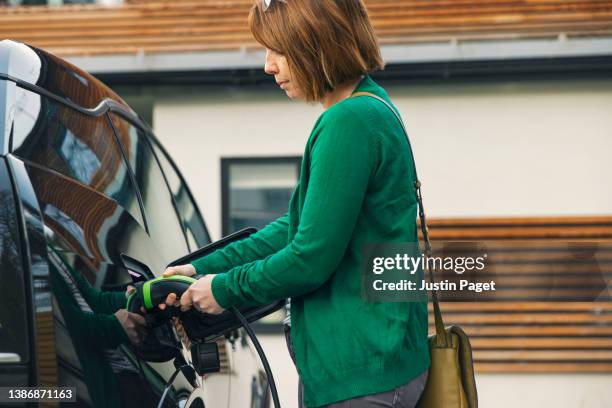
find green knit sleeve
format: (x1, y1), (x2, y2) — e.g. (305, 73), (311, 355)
(47, 246), (126, 314)
(191, 213), (290, 275)
(70, 267), (126, 313)
(210, 104), (376, 308)
(50, 264), (129, 348)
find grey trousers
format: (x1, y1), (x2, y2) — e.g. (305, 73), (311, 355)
(284, 325), (429, 408)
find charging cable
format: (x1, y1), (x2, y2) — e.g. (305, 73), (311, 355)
(230, 307), (281, 408)
(157, 363), (190, 408)
(155, 308), (281, 408)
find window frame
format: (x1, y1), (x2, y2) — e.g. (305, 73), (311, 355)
(106, 112), (192, 252)
(221, 156), (301, 237)
(148, 134), (211, 250)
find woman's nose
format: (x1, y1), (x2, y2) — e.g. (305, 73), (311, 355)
(264, 50), (278, 75)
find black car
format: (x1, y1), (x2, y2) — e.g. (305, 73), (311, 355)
(0, 39), (274, 408)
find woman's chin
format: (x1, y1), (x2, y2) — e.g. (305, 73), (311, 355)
(285, 89), (303, 101)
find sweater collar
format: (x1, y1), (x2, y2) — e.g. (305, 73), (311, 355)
(351, 75), (385, 98)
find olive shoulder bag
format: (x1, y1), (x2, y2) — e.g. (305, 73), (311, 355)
(352, 91), (479, 408)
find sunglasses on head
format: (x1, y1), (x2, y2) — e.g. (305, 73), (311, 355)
(263, 0), (287, 11)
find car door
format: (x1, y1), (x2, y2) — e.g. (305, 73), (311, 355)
(9, 87), (192, 407)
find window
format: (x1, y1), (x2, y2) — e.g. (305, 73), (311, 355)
(150, 140), (210, 250)
(109, 114), (188, 262)
(221, 157), (301, 236)
(11, 90), (145, 229)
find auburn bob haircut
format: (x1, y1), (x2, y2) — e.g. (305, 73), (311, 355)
(249, 0), (385, 102)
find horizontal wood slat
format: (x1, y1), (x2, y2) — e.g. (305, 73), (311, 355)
(475, 362), (612, 372)
(35, 312), (58, 387)
(420, 216), (612, 373)
(476, 350), (612, 360)
(1, 0), (611, 56)
(432, 302), (612, 311)
(438, 312), (612, 324)
(471, 337), (612, 348)
(431, 325), (612, 336)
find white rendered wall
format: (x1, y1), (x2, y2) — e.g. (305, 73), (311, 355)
(153, 79), (612, 408)
(154, 79), (612, 238)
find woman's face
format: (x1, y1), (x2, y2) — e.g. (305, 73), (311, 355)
(264, 48), (304, 100)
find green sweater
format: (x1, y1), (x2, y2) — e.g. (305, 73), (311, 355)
(193, 76), (430, 407)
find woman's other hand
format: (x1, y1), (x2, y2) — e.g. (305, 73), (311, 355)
(115, 309), (147, 346)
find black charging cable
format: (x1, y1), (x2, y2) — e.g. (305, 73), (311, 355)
(157, 363), (190, 408)
(230, 306), (281, 408)
(154, 308), (281, 408)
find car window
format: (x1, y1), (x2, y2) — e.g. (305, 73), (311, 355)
(11, 90), (145, 229)
(150, 140), (210, 250)
(109, 114), (188, 262)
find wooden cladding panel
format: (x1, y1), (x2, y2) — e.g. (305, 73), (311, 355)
(421, 215), (612, 373)
(36, 311), (59, 388)
(1, 0), (611, 56)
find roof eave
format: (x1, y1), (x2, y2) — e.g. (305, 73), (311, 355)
(65, 36), (612, 76)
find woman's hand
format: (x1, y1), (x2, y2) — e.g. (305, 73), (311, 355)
(121, 286), (147, 345)
(158, 263), (197, 310)
(163, 264), (196, 278)
(114, 309), (147, 346)
(180, 275), (224, 314)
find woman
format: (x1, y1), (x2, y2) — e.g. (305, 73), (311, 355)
(162, 0), (430, 407)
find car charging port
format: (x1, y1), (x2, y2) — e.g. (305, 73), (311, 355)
(191, 342), (221, 376)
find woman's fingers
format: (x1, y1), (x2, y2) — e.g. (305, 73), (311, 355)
(131, 313), (147, 335)
(167, 292), (178, 305)
(163, 264), (196, 278)
(115, 309), (148, 346)
(132, 315), (147, 344)
(180, 289), (194, 312)
(158, 292), (179, 311)
(125, 285), (136, 299)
